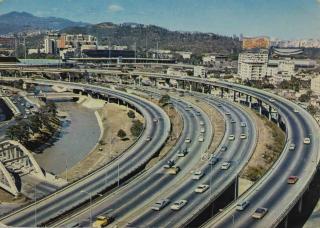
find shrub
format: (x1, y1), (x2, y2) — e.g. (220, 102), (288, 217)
(131, 120), (144, 137)
(127, 110), (136, 119)
(117, 129), (127, 139)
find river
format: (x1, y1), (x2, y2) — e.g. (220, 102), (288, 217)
(34, 102), (101, 174)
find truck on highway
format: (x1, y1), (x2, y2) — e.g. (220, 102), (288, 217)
(167, 166), (180, 175)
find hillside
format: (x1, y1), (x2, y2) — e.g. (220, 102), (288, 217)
(61, 23), (241, 54)
(0, 11), (88, 35)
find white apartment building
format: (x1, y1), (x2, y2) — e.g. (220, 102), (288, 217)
(44, 38), (58, 54)
(194, 66), (206, 78)
(311, 76), (320, 95)
(238, 52), (268, 80)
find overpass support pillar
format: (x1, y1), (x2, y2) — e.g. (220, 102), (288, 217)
(234, 176), (239, 199)
(119, 78), (122, 85)
(249, 96), (252, 108)
(298, 197), (303, 213)
(268, 105), (272, 121)
(221, 88), (224, 98)
(189, 82), (192, 92)
(202, 86), (205, 94)
(233, 91), (236, 102)
(258, 100), (262, 115)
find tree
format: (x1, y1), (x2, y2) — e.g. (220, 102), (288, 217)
(298, 94), (310, 102)
(117, 129), (127, 139)
(130, 120), (144, 137)
(159, 94), (170, 106)
(127, 110), (136, 119)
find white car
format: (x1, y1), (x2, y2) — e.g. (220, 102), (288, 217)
(146, 136), (152, 141)
(192, 171), (204, 180)
(195, 184), (209, 193)
(198, 136), (204, 142)
(199, 121), (205, 126)
(151, 199), (170, 211)
(200, 127), (205, 133)
(240, 122), (247, 127)
(240, 134), (247, 139)
(236, 200), (250, 211)
(228, 135), (235, 141)
(170, 200), (188, 210)
(269, 98), (275, 102)
(185, 138), (191, 143)
(225, 112), (231, 115)
(304, 137), (311, 144)
(289, 143), (296, 150)
(293, 109), (299, 113)
(221, 162), (231, 170)
(231, 119), (236, 124)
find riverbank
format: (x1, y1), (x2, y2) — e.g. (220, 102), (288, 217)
(58, 102), (144, 182)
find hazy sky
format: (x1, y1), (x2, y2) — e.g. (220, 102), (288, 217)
(0, 0), (319, 39)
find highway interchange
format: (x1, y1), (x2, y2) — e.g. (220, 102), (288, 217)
(0, 68), (318, 228)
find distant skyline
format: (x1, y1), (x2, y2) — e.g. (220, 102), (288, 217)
(0, 0), (319, 39)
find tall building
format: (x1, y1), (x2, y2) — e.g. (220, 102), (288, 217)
(238, 51), (269, 80)
(44, 37), (58, 55)
(311, 76), (320, 95)
(194, 66), (206, 78)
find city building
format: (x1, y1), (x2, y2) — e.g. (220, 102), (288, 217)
(194, 66), (206, 78)
(311, 76), (320, 95)
(238, 51), (269, 80)
(176, 51), (192, 59)
(167, 67), (188, 77)
(44, 36), (58, 55)
(203, 54), (228, 65)
(242, 36), (270, 50)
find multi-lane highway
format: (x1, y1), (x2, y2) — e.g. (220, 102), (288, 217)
(0, 82), (171, 227)
(203, 83), (320, 228)
(50, 88), (213, 227)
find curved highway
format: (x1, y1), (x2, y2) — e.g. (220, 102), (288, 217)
(0, 81), (171, 227)
(51, 87), (213, 227)
(203, 83), (320, 228)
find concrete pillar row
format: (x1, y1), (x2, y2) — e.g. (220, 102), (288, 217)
(268, 105), (272, 121)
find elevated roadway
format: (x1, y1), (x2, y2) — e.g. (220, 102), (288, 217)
(0, 80), (171, 227)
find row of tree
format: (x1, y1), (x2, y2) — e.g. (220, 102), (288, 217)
(6, 102), (59, 147)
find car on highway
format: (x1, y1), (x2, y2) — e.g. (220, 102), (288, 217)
(199, 121), (205, 126)
(252, 207), (268, 219)
(92, 214), (114, 228)
(170, 200), (188, 210)
(289, 143), (296, 150)
(304, 137), (311, 144)
(151, 199), (170, 211)
(209, 156), (220, 165)
(200, 127), (206, 133)
(240, 122), (247, 127)
(153, 118), (158, 123)
(228, 135), (235, 141)
(220, 146), (227, 152)
(240, 133), (247, 139)
(236, 200), (250, 211)
(195, 184), (209, 193)
(192, 170), (204, 180)
(217, 103), (222, 107)
(185, 138), (191, 143)
(146, 136), (152, 142)
(163, 160), (175, 169)
(177, 148), (188, 157)
(198, 135), (204, 142)
(225, 112), (231, 115)
(269, 98), (275, 102)
(287, 176), (299, 184)
(196, 111), (201, 116)
(167, 166), (180, 175)
(231, 119), (236, 124)
(293, 109), (299, 113)
(221, 162), (231, 170)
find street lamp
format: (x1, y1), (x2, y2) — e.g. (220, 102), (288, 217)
(34, 184), (37, 226)
(81, 190), (92, 227)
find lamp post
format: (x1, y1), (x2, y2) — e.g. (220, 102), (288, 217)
(81, 190), (92, 227)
